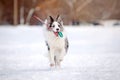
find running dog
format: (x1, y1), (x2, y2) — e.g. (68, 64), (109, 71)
(43, 15), (69, 67)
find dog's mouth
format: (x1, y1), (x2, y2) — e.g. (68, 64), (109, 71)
(53, 31), (63, 38)
(54, 32), (59, 36)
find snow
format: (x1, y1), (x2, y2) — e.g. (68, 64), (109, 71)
(0, 25), (120, 80)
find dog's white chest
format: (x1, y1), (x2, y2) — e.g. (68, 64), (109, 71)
(45, 31), (65, 49)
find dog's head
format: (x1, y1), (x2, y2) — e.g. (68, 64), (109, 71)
(47, 15), (63, 32)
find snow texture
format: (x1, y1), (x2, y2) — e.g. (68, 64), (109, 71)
(0, 25), (120, 80)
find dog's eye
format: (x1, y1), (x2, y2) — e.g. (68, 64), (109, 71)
(52, 25), (55, 27)
(58, 24), (60, 27)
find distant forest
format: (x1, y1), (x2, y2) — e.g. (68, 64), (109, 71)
(0, 0), (120, 25)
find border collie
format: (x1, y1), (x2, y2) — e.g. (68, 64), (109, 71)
(43, 15), (69, 68)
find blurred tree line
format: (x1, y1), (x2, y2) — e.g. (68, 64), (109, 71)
(0, 0), (120, 25)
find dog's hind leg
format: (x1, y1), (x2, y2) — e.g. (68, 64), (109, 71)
(59, 49), (66, 62)
(55, 54), (62, 68)
(55, 59), (61, 68)
(54, 56), (58, 67)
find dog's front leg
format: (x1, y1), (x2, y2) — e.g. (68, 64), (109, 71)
(49, 49), (55, 67)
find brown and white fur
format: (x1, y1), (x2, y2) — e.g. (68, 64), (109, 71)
(43, 15), (69, 68)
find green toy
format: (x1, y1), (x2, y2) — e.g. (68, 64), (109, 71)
(58, 32), (63, 38)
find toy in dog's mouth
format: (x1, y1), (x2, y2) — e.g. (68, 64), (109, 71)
(54, 32), (63, 38)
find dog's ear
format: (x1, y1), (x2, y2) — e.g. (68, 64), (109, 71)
(56, 15), (63, 25)
(56, 15), (60, 21)
(49, 16), (54, 23)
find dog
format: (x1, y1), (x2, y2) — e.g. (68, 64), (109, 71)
(43, 15), (69, 68)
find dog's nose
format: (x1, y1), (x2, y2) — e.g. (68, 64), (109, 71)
(56, 28), (59, 31)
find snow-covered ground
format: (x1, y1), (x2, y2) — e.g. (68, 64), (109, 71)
(0, 25), (120, 80)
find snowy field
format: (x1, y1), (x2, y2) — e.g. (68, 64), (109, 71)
(0, 25), (120, 80)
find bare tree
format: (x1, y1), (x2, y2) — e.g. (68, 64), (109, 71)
(20, 0), (24, 25)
